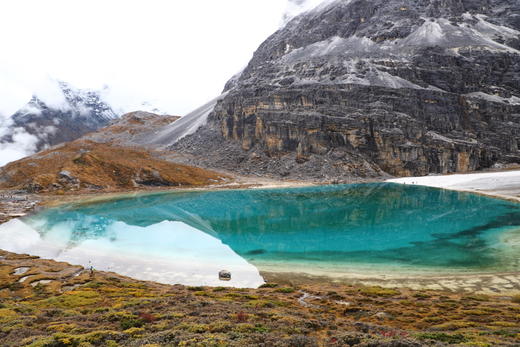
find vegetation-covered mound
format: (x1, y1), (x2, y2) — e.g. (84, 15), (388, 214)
(0, 140), (228, 193)
(0, 251), (519, 346)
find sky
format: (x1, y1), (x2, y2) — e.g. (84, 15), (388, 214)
(0, 0), (326, 117)
(0, 0), (326, 166)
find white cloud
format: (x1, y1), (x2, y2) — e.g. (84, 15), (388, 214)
(0, 128), (39, 167)
(0, 0), (316, 116)
(0, 75), (70, 167)
(32, 78), (70, 111)
(0, 61), (36, 119)
(0, 0), (331, 117)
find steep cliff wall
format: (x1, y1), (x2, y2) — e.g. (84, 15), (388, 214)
(174, 0), (520, 179)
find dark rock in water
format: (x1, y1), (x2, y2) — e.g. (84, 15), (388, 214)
(219, 270), (231, 281)
(173, 0), (520, 179)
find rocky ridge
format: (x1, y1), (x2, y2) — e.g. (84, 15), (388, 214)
(172, 0), (520, 180)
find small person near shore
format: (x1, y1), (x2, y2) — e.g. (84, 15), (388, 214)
(88, 261), (94, 277)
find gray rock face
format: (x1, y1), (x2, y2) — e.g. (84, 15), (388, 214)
(174, 0), (520, 178)
(83, 111), (180, 148)
(3, 81), (117, 151)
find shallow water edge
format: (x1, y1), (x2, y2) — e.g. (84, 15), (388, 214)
(1, 181), (520, 292)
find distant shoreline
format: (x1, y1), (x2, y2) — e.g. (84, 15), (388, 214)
(388, 169), (520, 203)
(4, 168), (520, 221)
(42, 168), (520, 210)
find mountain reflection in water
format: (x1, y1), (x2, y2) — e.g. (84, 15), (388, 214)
(1, 183), (520, 287)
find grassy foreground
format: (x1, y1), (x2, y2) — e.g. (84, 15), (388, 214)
(0, 251), (519, 347)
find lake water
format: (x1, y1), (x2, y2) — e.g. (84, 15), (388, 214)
(1, 183), (519, 287)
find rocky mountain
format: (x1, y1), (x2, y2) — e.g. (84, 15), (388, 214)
(172, 0), (520, 180)
(1, 81), (118, 152)
(83, 111), (180, 149)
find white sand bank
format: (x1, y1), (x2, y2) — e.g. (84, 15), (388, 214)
(388, 170), (520, 200)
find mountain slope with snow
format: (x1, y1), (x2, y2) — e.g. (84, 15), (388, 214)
(171, 0), (520, 180)
(8, 82), (117, 150)
(0, 81), (118, 166)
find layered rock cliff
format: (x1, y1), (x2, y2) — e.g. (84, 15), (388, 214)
(173, 0), (520, 180)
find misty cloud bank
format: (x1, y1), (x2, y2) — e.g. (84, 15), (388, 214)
(0, 77), (67, 167)
(0, 129), (39, 167)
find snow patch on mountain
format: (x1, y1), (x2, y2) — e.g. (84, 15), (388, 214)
(0, 79), (120, 167)
(150, 93), (229, 148)
(465, 92), (520, 105)
(472, 14), (520, 40)
(284, 16), (519, 64)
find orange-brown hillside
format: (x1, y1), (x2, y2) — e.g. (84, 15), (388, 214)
(0, 140), (229, 193)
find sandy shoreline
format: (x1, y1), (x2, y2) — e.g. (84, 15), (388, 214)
(388, 169), (520, 202)
(262, 270), (520, 295)
(28, 176), (320, 209)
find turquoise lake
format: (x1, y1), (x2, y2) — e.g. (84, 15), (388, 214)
(1, 183), (520, 287)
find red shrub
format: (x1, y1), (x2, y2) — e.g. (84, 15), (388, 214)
(138, 312), (157, 323)
(236, 311), (249, 322)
